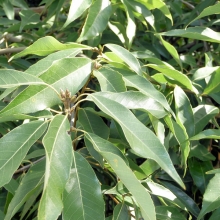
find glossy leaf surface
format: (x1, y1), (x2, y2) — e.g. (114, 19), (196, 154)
(63, 151), (104, 220)
(38, 115), (73, 220)
(88, 93), (184, 188)
(0, 120), (47, 187)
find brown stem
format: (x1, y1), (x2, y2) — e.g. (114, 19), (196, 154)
(0, 47), (26, 55)
(14, 156), (45, 174)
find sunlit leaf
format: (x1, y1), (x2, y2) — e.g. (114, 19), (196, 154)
(161, 27), (220, 43)
(88, 94), (185, 188)
(0, 69), (45, 88)
(93, 67), (126, 92)
(197, 174), (220, 219)
(63, 0), (92, 29)
(77, 0), (112, 42)
(105, 44), (142, 75)
(0, 58), (92, 116)
(85, 132), (156, 220)
(10, 36), (91, 60)
(38, 115), (73, 220)
(0, 120), (47, 187)
(190, 129), (220, 140)
(62, 151), (104, 220)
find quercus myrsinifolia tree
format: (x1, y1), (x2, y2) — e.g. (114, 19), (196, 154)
(1, 0), (220, 219)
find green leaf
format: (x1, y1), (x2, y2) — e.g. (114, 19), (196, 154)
(105, 44), (143, 75)
(188, 159), (213, 194)
(193, 105), (219, 134)
(174, 86), (194, 137)
(203, 68), (220, 94)
(0, 69), (45, 88)
(62, 151), (104, 220)
(147, 64), (197, 93)
(5, 160), (45, 220)
(10, 36), (91, 60)
(25, 48), (84, 76)
(0, 120), (47, 187)
(38, 115), (73, 220)
(85, 132), (128, 165)
(94, 91), (167, 118)
(121, 73), (173, 114)
(113, 203), (130, 220)
(145, 179), (186, 209)
(85, 132), (156, 220)
(77, 0), (112, 42)
(138, 0), (173, 24)
(190, 129), (220, 140)
(93, 67), (126, 92)
(192, 67), (219, 81)
(78, 108), (109, 167)
(197, 174), (220, 219)
(187, 2), (220, 27)
(127, 0), (155, 29)
(0, 58), (92, 116)
(161, 27), (220, 43)
(156, 35), (182, 69)
(63, 0), (92, 29)
(120, 0), (136, 49)
(19, 10), (40, 32)
(209, 208), (220, 220)
(88, 94), (185, 188)
(161, 181), (200, 217)
(78, 108), (109, 139)
(156, 206), (186, 220)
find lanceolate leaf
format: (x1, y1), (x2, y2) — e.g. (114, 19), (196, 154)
(113, 203), (130, 220)
(193, 105), (219, 134)
(156, 35), (182, 69)
(5, 160), (45, 220)
(25, 48), (85, 76)
(19, 9), (40, 32)
(174, 86), (195, 138)
(77, 0), (112, 42)
(38, 115), (73, 220)
(0, 69), (45, 88)
(85, 132), (156, 220)
(88, 94), (185, 188)
(93, 67), (126, 92)
(95, 91), (167, 118)
(147, 64), (196, 93)
(161, 181), (200, 217)
(0, 120), (48, 187)
(190, 129), (220, 140)
(63, 0), (92, 29)
(161, 27), (220, 43)
(10, 36), (91, 60)
(187, 2), (220, 27)
(0, 58), (92, 116)
(197, 174), (220, 220)
(105, 44), (143, 75)
(121, 73), (173, 115)
(62, 151), (105, 220)
(203, 68), (220, 94)
(120, 0), (136, 49)
(138, 0), (173, 24)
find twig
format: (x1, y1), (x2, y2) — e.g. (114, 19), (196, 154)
(108, 194), (120, 204)
(0, 47), (26, 55)
(14, 6), (46, 16)
(181, 0), (195, 10)
(14, 156), (45, 174)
